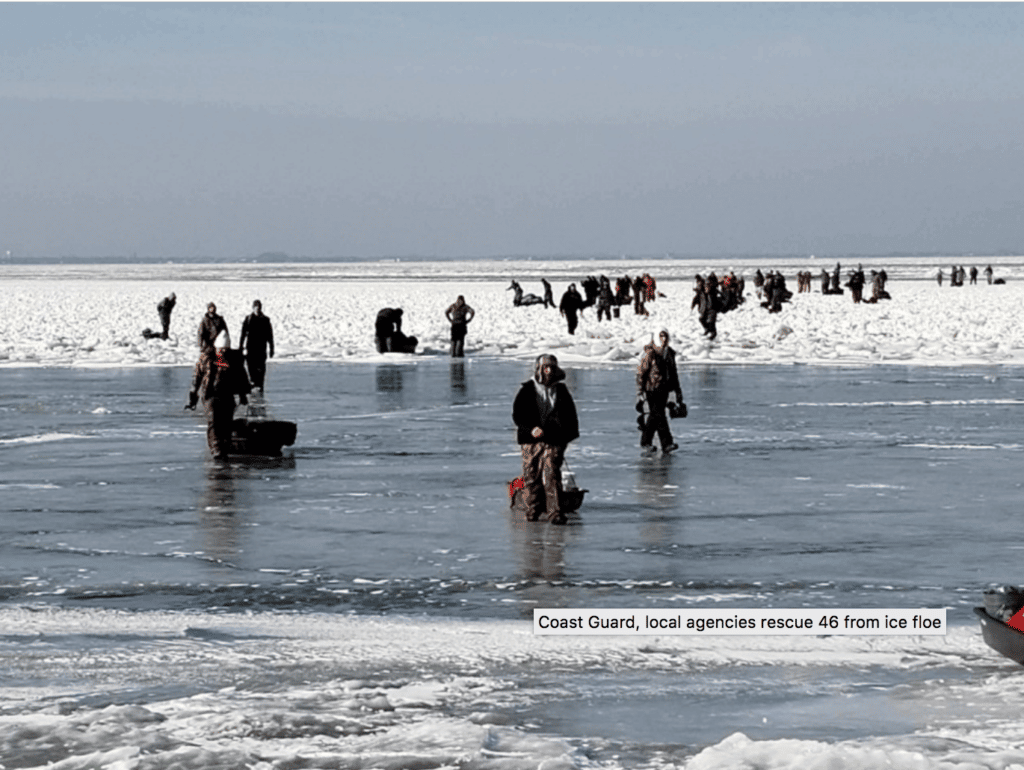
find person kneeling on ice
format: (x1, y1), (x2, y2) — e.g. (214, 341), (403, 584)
(186, 330), (251, 461)
(512, 354), (579, 524)
(374, 307), (418, 353)
(636, 330), (685, 454)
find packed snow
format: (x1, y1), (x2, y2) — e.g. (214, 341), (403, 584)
(0, 257), (1020, 369)
(2, 606), (1022, 770)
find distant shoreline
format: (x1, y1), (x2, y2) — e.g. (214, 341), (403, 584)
(1, 256), (1018, 285)
(2, 252), (1019, 267)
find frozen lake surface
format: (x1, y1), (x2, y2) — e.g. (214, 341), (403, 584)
(4, 360), (1024, 616)
(3, 359), (1024, 768)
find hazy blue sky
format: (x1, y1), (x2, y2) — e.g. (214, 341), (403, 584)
(2, 2), (1023, 259)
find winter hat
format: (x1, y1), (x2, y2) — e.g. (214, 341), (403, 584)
(214, 330), (231, 349)
(534, 354), (565, 385)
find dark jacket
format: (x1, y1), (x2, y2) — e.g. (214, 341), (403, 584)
(559, 288), (583, 315)
(240, 313), (274, 358)
(637, 344), (683, 399)
(197, 312), (228, 352)
(375, 308), (403, 335)
(157, 296), (176, 322)
(512, 380), (579, 447)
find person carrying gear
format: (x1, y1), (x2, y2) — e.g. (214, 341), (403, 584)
(636, 330), (685, 454)
(186, 330), (251, 461)
(239, 299), (275, 393)
(512, 354), (580, 524)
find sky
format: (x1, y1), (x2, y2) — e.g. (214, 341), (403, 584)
(2, 2), (1024, 260)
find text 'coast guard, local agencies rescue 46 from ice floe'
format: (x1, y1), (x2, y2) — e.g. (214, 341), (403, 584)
(534, 608), (946, 635)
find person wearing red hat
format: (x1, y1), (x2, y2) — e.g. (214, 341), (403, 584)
(186, 330), (251, 461)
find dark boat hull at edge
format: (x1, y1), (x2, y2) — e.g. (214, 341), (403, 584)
(974, 606), (1024, 666)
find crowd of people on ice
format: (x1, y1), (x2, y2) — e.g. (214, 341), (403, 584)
(938, 264), (1002, 286)
(151, 260), (1005, 473)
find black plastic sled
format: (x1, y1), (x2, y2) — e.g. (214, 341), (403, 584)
(230, 415), (297, 456)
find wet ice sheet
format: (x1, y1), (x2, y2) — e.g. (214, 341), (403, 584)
(4, 360), (1024, 765)
(3, 363), (1024, 618)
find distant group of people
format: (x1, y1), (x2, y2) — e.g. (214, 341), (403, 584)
(751, 263), (894, 306)
(551, 273), (660, 335)
(938, 265), (1001, 286)
(693, 271), (746, 336)
(755, 270), (793, 313)
(180, 299), (275, 460)
(849, 266), (891, 304)
(505, 273), (662, 336)
(372, 297), (476, 358)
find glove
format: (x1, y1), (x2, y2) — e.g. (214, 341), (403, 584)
(185, 391), (198, 411)
(668, 401), (688, 419)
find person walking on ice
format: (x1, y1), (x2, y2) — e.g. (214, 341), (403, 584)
(512, 354), (579, 524)
(636, 330), (685, 455)
(186, 330), (251, 462)
(239, 299), (274, 394)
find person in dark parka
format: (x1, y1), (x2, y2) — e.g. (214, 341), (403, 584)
(239, 299), (275, 393)
(186, 330), (251, 461)
(157, 293), (176, 339)
(559, 284), (584, 335)
(512, 354), (580, 524)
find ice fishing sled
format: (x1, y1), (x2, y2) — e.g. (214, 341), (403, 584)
(974, 586), (1024, 665)
(230, 406), (297, 457)
(507, 472), (587, 514)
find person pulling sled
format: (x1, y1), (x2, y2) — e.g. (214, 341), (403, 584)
(511, 354), (580, 524)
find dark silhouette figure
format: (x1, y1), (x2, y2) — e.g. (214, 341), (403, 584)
(445, 295), (476, 357)
(239, 300), (274, 393)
